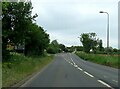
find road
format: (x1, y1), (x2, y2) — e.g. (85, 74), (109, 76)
(20, 53), (118, 88)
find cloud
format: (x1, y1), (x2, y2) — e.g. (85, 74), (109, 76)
(31, 0), (118, 48)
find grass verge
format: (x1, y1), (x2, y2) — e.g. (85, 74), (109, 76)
(75, 51), (118, 68)
(0, 63), (2, 88)
(2, 53), (54, 87)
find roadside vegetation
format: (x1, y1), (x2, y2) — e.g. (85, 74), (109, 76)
(2, 53), (53, 87)
(2, 1), (119, 87)
(2, 1), (55, 87)
(2, 1), (69, 87)
(75, 51), (119, 68)
(75, 32), (119, 68)
(55, 32), (119, 68)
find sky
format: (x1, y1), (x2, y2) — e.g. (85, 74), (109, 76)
(31, 0), (119, 48)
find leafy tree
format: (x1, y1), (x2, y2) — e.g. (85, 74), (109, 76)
(59, 44), (66, 52)
(80, 33), (99, 53)
(25, 23), (50, 55)
(67, 46), (75, 52)
(2, 2), (36, 60)
(98, 39), (104, 51)
(113, 48), (118, 52)
(47, 40), (68, 54)
(2, 1), (49, 60)
(74, 46), (83, 51)
(46, 44), (57, 54)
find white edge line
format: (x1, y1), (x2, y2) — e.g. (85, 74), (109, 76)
(112, 80), (118, 83)
(84, 71), (94, 78)
(97, 80), (113, 88)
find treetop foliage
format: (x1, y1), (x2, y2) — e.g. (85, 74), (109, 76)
(80, 32), (99, 53)
(2, 1), (50, 60)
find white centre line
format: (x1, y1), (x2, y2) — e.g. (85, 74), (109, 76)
(73, 62), (76, 65)
(77, 67), (83, 71)
(97, 80), (114, 89)
(74, 64), (78, 67)
(71, 58), (74, 63)
(71, 63), (73, 65)
(84, 71), (94, 78)
(64, 55), (114, 89)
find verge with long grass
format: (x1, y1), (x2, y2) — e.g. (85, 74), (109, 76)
(75, 51), (118, 68)
(2, 53), (54, 87)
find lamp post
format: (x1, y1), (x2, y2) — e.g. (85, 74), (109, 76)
(99, 11), (109, 50)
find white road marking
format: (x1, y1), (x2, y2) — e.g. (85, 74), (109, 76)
(84, 71), (94, 78)
(71, 58), (74, 63)
(77, 67), (83, 71)
(71, 63), (73, 65)
(112, 80), (118, 83)
(73, 62), (76, 65)
(74, 64), (78, 67)
(97, 80), (113, 89)
(70, 57), (77, 67)
(63, 54), (115, 89)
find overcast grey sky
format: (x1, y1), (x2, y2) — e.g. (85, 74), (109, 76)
(31, 0), (118, 48)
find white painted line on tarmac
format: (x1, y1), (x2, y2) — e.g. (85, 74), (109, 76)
(112, 80), (118, 83)
(71, 58), (74, 62)
(97, 80), (114, 89)
(70, 57), (77, 67)
(73, 62), (76, 65)
(77, 67), (83, 71)
(84, 71), (94, 78)
(74, 64), (78, 67)
(71, 63), (73, 65)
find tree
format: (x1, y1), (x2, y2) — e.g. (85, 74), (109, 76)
(80, 33), (99, 53)
(46, 40), (68, 54)
(98, 39), (104, 51)
(47, 40), (59, 54)
(74, 46), (83, 51)
(59, 44), (66, 52)
(2, 1), (49, 60)
(113, 48), (118, 52)
(25, 23), (50, 55)
(2, 2), (37, 60)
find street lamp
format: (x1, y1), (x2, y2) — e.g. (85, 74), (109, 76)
(99, 11), (109, 50)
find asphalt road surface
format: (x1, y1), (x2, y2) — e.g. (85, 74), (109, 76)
(20, 53), (118, 88)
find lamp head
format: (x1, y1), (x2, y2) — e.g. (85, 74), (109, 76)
(99, 11), (104, 13)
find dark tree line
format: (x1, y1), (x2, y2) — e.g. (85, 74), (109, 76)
(47, 40), (68, 54)
(2, 1), (50, 61)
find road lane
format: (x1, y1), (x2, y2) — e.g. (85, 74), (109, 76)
(63, 53), (118, 88)
(20, 53), (110, 87)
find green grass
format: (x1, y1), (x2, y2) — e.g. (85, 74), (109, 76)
(2, 53), (54, 87)
(0, 63), (2, 89)
(75, 51), (119, 68)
